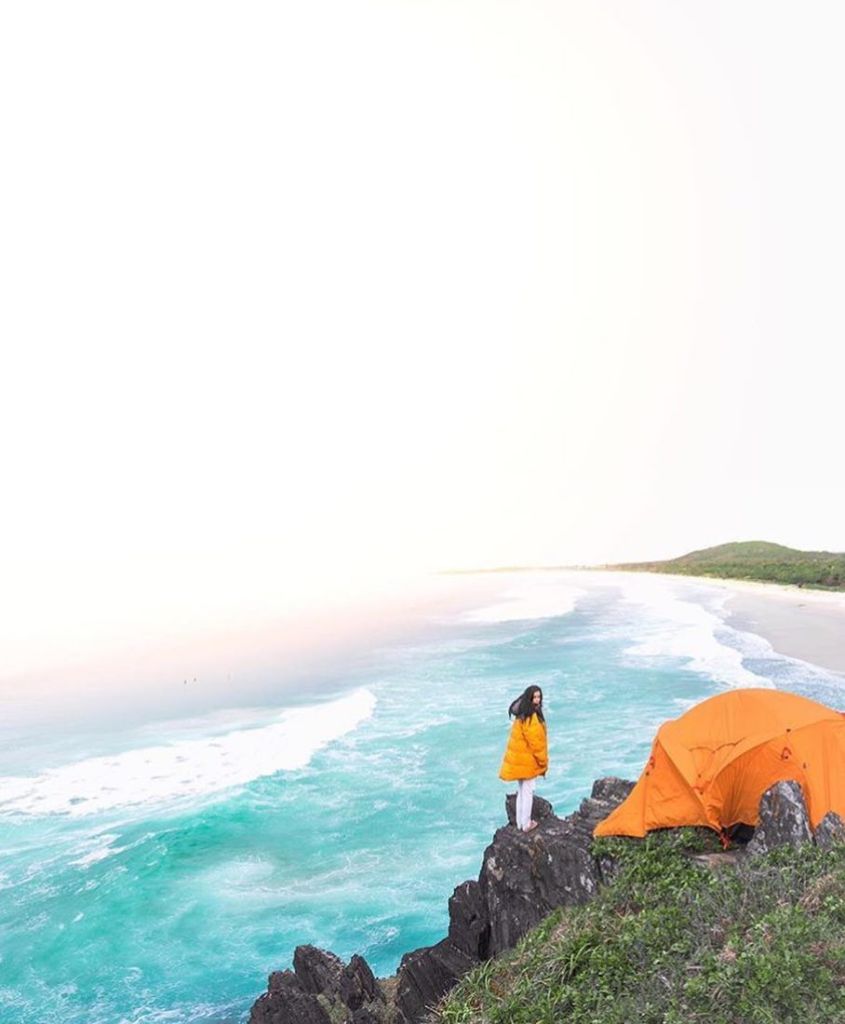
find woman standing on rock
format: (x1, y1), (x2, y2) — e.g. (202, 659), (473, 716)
(499, 685), (548, 832)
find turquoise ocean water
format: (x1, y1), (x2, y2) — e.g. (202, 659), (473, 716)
(1, 570), (842, 1024)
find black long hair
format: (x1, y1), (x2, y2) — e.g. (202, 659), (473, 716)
(508, 685), (545, 723)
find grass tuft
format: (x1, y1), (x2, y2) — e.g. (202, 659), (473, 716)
(432, 837), (845, 1024)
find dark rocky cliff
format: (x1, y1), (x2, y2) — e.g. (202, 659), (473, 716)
(249, 777), (634, 1024)
(249, 776), (843, 1024)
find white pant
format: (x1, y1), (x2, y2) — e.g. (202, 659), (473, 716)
(515, 778), (536, 830)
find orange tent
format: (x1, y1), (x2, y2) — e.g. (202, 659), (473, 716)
(594, 688), (845, 838)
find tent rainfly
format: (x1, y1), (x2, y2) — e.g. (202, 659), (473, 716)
(593, 688), (845, 839)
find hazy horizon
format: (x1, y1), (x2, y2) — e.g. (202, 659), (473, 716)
(4, 2), (844, 677)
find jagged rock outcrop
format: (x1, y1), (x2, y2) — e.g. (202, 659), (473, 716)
(395, 937), (478, 1023)
(250, 947), (385, 1024)
(570, 777), (637, 854)
(481, 776), (634, 956)
(504, 792), (554, 826)
(249, 776), (635, 1024)
(743, 781), (845, 856)
(250, 771), (845, 1023)
(346, 1008), (383, 1024)
(250, 968), (331, 1024)
(447, 880), (489, 960)
(813, 810), (845, 850)
(293, 946), (344, 996)
(340, 954), (383, 1011)
(747, 780), (812, 856)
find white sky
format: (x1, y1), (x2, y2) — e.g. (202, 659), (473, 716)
(2, 1), (844, 674)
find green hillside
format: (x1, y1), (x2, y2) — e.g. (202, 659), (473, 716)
(434, 832), (845, 1024)
(606, 540), (845, 590)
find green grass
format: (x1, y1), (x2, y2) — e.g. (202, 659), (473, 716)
(432, 832), (845, 1024)
(607, 540), (845, 590)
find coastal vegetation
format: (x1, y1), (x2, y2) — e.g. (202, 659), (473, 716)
(433, 830), (845, 1024)
(606, 540), (845, 590)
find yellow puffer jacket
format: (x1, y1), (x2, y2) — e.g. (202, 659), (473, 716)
(499, 713), (548, 781)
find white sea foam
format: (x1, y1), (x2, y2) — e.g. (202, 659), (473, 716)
(0, 688), (376, 819)
(68, 832), (124, 867)
(611, 573), (771, 688)
(463, 578), (586, 623)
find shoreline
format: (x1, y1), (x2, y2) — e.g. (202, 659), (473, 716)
(442, 566), (845, 678)
(608, 570), (845, 678)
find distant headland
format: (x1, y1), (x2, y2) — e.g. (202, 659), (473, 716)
(444, 541), (845, 592)
(603, 540), (845, 591)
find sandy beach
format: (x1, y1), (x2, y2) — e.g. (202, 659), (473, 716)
(682, 576), (845, 676)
